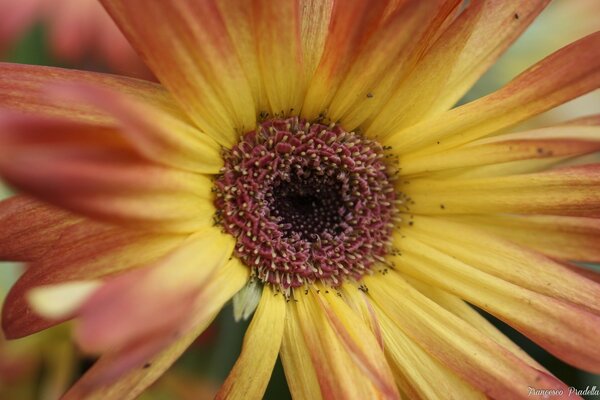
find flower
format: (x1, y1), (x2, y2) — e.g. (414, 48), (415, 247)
(0, 1), (600, 399)
(0, 0), (147, 77)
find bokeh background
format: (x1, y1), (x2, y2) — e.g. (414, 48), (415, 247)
(1, 0), (599, 399)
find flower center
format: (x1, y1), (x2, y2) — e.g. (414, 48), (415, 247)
(214, 117), (397, 292)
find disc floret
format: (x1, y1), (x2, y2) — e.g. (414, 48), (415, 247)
(214, 117), (397, 293)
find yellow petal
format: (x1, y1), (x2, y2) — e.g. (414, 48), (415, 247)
(216, 285), (286, 400)
(385, 31), (600, 155)
(27, 280), (101, 319)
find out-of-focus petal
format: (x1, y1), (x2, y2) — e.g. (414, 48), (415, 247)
(2, 223), (185, 339)
(0, 195), (78, 261)
(63, 258), (249, 400)
(0, 63), (185, 125)
(51, 82), (222, 174)
(74, 227), (234, 353)
(0, 115), (214, 232)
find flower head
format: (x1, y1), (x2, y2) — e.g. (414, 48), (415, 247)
(0, 1), (599, 399)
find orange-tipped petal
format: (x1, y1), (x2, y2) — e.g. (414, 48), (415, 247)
(2, 223), (185, 339)
(400, 124), (600, 175)
(386, 31), (600, 154)
(63, 257), (249, 400)
(74, 227), (234, 353)
(101, 0), (257, 147)
(0, 63), (183, 124)
(50, 82), (222, 174)
(394, 236), (600, 373)
(369, 0), (549, 138)
(293, 289), (399, 399)
(280, 302), (323, 400)
(404, 216), (600, 313)
(0, 115), (214, 232)
(404, 165), (600, 217)
(0, 195), (78, 261)
(366, 273), (572, 399)
(445, 214), (600, 262)
(301, 0), (391, 120)
(216, 285), (286, 400)
(367, 293), (484, 400)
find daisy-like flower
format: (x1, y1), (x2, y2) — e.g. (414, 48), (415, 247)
(0, 1), (599, 399)
(0, 0), (147, 77)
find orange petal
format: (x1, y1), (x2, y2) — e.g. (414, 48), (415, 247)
(74, 227), (234, 353)
(0, 63), (184, 125)
(365, 273), (572, 398)
(216, 285), (286, 400)
(0, 195), (78, 262)
(100, 0), (257, 147)
(400, 124), (600, 175)
(335, 0), (464, 131)
(2, 223), (184, 339)
(63, 257), (249, 400)
(300, 0), (391, 120)
(386, 31), (600, 154)
(394, 235), (600, 372)
(0, 115), (214, 232)
(403, 165), (600, 217)
(50, 82), (222, 174)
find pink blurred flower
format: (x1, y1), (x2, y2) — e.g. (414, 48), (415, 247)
(0, 0), (148, 78)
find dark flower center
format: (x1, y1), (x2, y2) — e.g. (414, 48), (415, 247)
(214, 117), (397, 292)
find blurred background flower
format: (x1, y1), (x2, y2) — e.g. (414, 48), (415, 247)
(0, 0), (149, 78)
(0, 0), (598, 398)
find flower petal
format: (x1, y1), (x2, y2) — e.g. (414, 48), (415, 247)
(0, 195), (78, 261)
(100, 0), (257, 147)
(74, 227), (234, 353)
(366, 292), (484, 400)
(280, 303), (323, 400)
(385, 31), (600, 154)
(326, 1), (457, 131)
(50, 82), (222, 174)
(369, 0), (550, 137)
(0, 63), (184, 125)
(403, 165), (600, 217)
(400, 125), (600, 175)
(445, 214), (600, 262)
(62, 257), (249, 400)
(2, 223), (185, 339)
(365, 273), (572, 398)
(293, 289), (398, 399)
(394, 235), (600, 372)
(300, 0), (393, 120)
(27, 280), (101, 320)
(0, 115), (214, 232)
(404, 216), (600, 313)
(216, 285), (286, 400)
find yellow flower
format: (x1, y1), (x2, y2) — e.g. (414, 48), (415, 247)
(0, 1), (599, 399)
